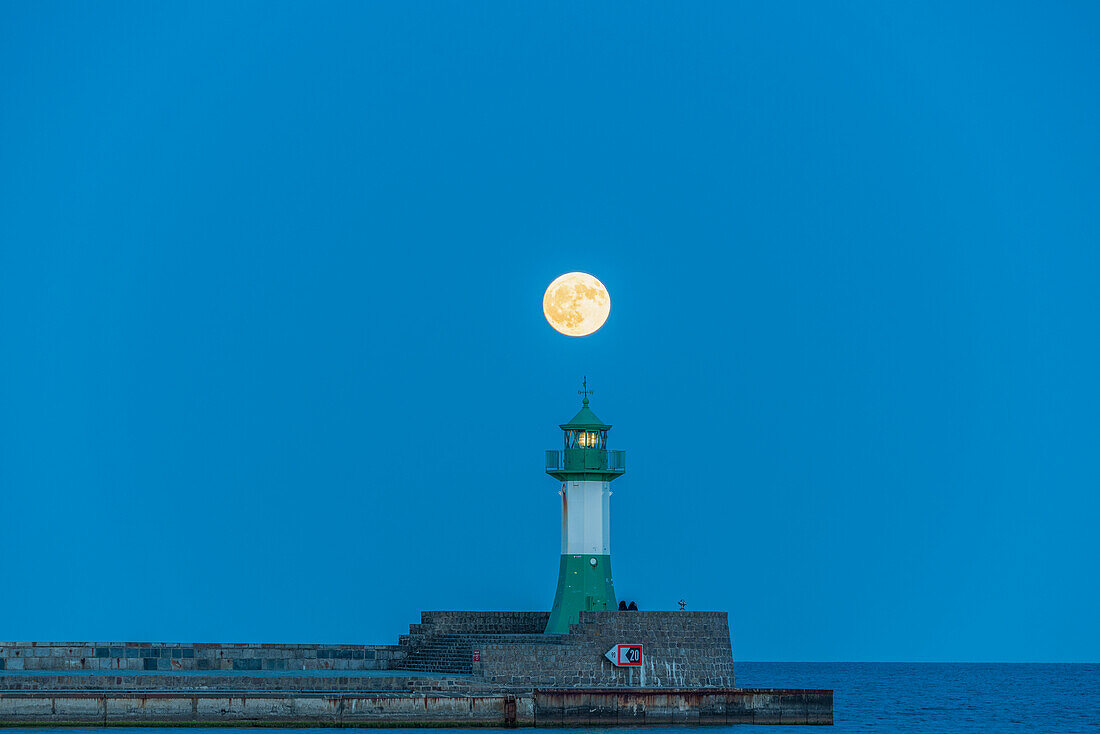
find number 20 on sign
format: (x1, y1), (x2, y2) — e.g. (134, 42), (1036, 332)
(605, 644), (642, 667)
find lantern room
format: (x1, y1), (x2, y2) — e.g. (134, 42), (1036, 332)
(545, 387), (625, 481)
(565, 427), (606, 450)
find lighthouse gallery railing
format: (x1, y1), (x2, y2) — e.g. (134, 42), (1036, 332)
(545, 449), (625, 472)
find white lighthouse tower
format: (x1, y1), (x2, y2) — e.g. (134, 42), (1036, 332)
(543, 381), (626, 633)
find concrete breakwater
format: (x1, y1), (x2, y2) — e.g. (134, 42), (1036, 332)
(0, 689), (832, 726)
(1, 611), (735, 686)
(0, 611), (832, 725)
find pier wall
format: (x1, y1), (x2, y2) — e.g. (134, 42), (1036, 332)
(2, 611), (733, 687)
(414, 611), (551, 636)
(0, 612), (832, 725)
(0, 689), (831, 726)
(0, 643), (405, 672)
(474, 611), (735, 687)
(0, 673), (486, 694)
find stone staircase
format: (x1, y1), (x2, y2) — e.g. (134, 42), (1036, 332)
(401, 634), (477, 674)
(396, 612), (560, 676)
(400, 632), (567, 675)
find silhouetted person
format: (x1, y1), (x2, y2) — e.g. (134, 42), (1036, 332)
(627, 601), (638, 611)
(618, 600), (628, 611)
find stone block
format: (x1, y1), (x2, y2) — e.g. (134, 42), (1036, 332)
(50, 696), (104, 722)
(749, 692), (781, 724)
(193, 695), (290, 722)
(534, 694), (563, 724)
(0, 696), (53, 719)
(288, 696), (340, 721)
(806, 692), (833, 724)
(778, 692), (811, 724)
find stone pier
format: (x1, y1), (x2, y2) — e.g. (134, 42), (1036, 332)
(0, 610), (832, 726)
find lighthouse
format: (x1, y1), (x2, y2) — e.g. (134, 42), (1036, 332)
(544, 382), (627, 634)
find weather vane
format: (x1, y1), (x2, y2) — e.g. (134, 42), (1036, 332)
(578, 376), (593, 403)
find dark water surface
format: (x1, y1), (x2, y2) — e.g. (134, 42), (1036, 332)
(736, 662), (1099, 732)
(2, 662), (1097, 733)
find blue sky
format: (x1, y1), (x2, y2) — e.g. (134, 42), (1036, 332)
(1, 2), (1097, 662)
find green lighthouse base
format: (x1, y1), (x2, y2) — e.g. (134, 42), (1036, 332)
(545, 554), (616, 633)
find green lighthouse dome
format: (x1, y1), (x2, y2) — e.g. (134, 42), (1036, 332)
(559, 395), (612, 431)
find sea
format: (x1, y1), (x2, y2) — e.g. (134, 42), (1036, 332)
(736, 662), (1099, 732)
(2, 662), (1097, 733)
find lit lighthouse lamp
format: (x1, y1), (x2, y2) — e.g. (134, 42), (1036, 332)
(544, 381), (626, 634)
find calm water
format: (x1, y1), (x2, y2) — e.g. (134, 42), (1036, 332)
(736, 662), (1099, 732)
(3, 663), (1097, 733)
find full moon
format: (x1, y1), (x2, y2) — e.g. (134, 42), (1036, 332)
(542, 272), (611, 337)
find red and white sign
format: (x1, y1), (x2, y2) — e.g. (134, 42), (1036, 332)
(604, 643), (642, 667)
(473, 650), (480, 662)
